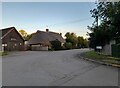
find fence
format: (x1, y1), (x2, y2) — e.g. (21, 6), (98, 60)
(111, 44), (120, 58)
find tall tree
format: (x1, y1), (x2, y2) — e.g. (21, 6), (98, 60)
(77, 36), (84, 48)
(78, 36), (88, 48)
(26, 33), (35, 40)
(88, 1), (120, 49)
(65, 32), (78, 48)
(19, 29), (28, 40)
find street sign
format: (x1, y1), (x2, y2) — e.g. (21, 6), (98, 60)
(96, 46), (102, 49)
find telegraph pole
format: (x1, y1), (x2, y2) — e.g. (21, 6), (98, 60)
(96, 0), (99, 28)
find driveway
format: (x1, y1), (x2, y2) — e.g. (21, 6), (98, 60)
(2, 49), (118, 86)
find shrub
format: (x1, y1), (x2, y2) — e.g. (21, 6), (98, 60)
(64, 42), (72, 49)
(50, 40), (62, 50)
(0, 51), (8, 56)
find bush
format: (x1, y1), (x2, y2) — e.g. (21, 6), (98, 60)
(48, 48), (54, 51)
(0, 51), (8, 56)
(64, 42), (72, 49)
(50, 40), (63, 50)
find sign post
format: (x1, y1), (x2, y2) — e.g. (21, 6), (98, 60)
(96, 46), (102, 52)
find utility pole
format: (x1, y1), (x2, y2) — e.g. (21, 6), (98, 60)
(95, 0), (99, 28)
(96, 14), (98, 28)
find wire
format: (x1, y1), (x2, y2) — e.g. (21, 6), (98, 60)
(40, 17), (92, 28)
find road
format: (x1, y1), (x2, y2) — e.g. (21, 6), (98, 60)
(2, 49), (118, 86)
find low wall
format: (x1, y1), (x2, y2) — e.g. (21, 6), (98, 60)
(102, 40), (116, 55)
(102, 44), (111, 55)
(31, 45), (48, 51)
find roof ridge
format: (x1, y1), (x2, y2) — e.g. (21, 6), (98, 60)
(0, 26), (15, 30)
(36, 30), (60, 34)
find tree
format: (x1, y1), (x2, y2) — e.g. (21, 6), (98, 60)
(88, 1), (120, 49)
(19, 29), (35, 41)
(83, 39), (89, 48)
(64, 32), (88, 49)
(77, 36), (84, 48)
(19, 30), (28, 40)
(65, 32), (78, 48)
(63, 42), (72, 49)
(26, 33), (35, 40)
(77, 36), (89, 48)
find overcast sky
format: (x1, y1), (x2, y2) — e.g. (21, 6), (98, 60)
(2, 2), (96, 38)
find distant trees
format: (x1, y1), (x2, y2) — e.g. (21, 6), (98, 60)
(64, 32), (88, 49)
(19, 29), (27, 40)
(77, 36), (88, 48)
(19, 29), (35, 40)
(64, 42), (72, 49)
(50, 32), (88, 50)
(88, 2), (120, 49)
(65, 32), (78, 48)
(26, 33), (35, 40)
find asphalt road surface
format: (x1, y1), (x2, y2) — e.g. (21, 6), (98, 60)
(2, 49), (118, 86)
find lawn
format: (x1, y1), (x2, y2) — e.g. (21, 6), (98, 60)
(84, 51), (120, 65)
(0, 51), (8, 56)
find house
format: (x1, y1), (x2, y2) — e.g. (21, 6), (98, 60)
(27, 29), (65, 51)
(0, 27), (24, 51)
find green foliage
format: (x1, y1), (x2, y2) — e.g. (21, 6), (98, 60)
(63, 42), (72, 49)
(83, 39), (89, 48)
(50, 40), (62, 50)
(19, 29), (28, 40)
(85, 51), (120, 60)
(26, 33), (35, 41)
(77, 36), (84, 47)
(65, 32), (78, 48)
(0, 52), (8, 56)
(19, 29), (35, 40)
(84, 51), (120, 65)
(64, 32), (89, 49)
(88, 2), (120, 49)
(77, 36), (88, 48)
(48, 48), (54, 51)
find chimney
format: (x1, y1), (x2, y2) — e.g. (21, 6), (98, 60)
(60, 33), (62, 36)
(46, 29), (49, 32)
(37, 30), (40, 33)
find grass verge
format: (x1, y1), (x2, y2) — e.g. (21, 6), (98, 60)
(0, 51), (8, 56)
(83, 51), (120, 65)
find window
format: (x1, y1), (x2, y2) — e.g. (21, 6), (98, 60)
(5, 44), (7, 46)
(2, 44), (7, 46)
(14, 44), (17, 46)
(2, 44), (4, 47)
(11, 38), (16, 41)
(20, 43), (22, 45)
